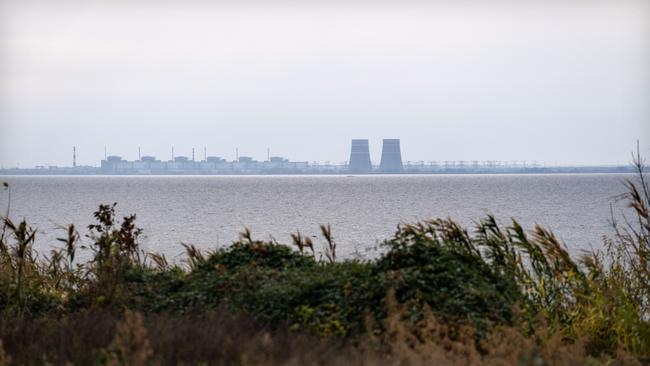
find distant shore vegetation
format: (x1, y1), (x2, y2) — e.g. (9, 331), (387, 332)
(0, 153), (648, 365)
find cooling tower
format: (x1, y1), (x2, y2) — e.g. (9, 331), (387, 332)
(348, 139), (372, 173)
(379, 139), (403, 173)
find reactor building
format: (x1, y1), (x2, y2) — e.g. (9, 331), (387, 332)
(379, 139), (403, 173)
(348, 139), (372, 173)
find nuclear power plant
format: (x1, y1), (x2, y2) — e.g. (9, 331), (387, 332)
(4, 138), (629, 175)
(347, 138), (403, 173)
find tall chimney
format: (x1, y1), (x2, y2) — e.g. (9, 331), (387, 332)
(348, 139), (372, 173)
(379, 139), (403, 173)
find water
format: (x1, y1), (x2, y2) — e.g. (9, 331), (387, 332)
(0, 174), (632, 260)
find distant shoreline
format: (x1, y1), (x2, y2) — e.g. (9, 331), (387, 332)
(0, 165), (635, 176)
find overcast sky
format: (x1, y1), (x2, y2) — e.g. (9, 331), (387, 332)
(1, 0), (648, 167)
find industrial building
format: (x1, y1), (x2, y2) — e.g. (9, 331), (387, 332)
(3, 141), (630, 176)
(100, 155), (309, 174)
(7, 139), (624, 175)
(379, 139), (404, 173)
(100, 139), (404, 175)
(348, 139), (372, 173)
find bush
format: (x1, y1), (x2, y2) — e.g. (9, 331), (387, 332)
(378, 220), (520, 326)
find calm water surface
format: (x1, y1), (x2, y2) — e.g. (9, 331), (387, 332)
(0, 174), (631, 259)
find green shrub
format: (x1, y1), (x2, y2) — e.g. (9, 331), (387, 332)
(378, 220), (520, 326)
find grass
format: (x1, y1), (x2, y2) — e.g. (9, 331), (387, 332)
(0, 150), (648, 365)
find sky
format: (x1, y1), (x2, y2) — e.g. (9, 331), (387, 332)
(1, 0), (649, 167)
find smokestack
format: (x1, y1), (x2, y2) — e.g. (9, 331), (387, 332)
(348, 139), (372, 173)
(204, 146), (207, 161)
(73, 146), (77, 168)
(138, 146), (141, 161)
(192, 148), (195, 162)
(379, 139), (404, 173)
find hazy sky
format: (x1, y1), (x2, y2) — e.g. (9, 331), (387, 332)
(1, 0), (649, 167)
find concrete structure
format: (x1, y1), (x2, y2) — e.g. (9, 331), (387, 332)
(6, 140), (628, 176)
(5, 145), (635, 176)
(206, 156), (225, 163)
(348, 139), (372, 173)
(99, 154), (310, 174)
(379, 139), (403, 173)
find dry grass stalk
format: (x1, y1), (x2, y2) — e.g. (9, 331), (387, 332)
(104, 310), (153, 366)
(0, 340), (10, 366)
(320, 224), (336, 263)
